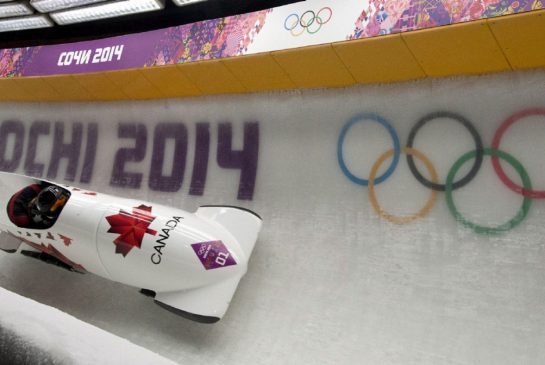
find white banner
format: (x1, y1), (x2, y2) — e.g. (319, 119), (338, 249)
(246, 0), (365, 53)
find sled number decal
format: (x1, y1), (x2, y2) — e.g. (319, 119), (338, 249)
(191, 241), (236, 270)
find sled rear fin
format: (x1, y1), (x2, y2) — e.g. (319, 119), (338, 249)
(195, 206), (262, 259)
(154, 275), (241, 323)
(0, 231), (22, 253)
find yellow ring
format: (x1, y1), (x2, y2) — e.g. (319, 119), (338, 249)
(368, 147), (439, 224)
(290, 25), (306, 37)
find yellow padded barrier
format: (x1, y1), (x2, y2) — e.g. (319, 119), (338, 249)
(271, 44), (356, 88)
(14, 76), (62, 101)
(401, 20), (511, 76)
(333, 33), (426, 84)
(222, 53), (296, 91)
(105, 69), (163, 100)
(488, 10), (545, 70)
(44, 74), (92, 101)
(73, 72), (128, 100)
(0, 78), (30, 101)
(140, 65), (201, 98)
(180, 59), (246, 95)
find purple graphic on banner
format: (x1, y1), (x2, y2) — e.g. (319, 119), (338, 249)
(23, 30), (165, 76)
(1, 10), (270, 77)
(145, 10), (270, 66)
(0, 48), (41, 77)
(348, 0), (542, 39)
(191, 241), (237, 270)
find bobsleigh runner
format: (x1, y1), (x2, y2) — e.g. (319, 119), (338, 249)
(0, 172), (262, 323)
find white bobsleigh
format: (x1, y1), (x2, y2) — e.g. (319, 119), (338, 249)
(0, 172), (262, 323)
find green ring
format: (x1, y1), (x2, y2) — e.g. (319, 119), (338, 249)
(445, 148), (532, 235)
(306, 16), (323, 34)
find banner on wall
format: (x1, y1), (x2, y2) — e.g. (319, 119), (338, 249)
(1, 0), (541, 77)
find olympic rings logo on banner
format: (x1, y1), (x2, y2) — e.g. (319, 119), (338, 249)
(284, 7), (333, 36)
(337, 109), (545, 234)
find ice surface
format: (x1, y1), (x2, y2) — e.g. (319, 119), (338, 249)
(1, 70), (545, 364)
(0, 287), (178, 365)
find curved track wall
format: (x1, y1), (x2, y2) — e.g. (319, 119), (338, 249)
(0, 70), (545, 363)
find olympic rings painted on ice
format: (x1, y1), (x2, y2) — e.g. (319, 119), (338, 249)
(369, 147), (439, 225)
(445, 148), (532, 235)
(406, 111), (484, 192)
(491, 108), (545, 198)
(284, 7), (332, 36)
(337, 112), (400, 186)
(337, 109), (545, 233)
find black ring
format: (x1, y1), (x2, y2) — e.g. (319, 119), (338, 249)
(406, 111), (484, 191)
(300, 10), (316, 28)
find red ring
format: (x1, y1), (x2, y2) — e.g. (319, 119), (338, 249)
(491, 108), (545, 198)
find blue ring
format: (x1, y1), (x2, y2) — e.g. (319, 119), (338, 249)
(284, 13), (299, 31)
(337, 113), (401, 186)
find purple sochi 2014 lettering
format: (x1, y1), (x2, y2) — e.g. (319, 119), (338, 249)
(108, 121), (259, 200)
(110, 123), (147, 189)
(25, 121), (50, 177)
(149, 123), (188, 192)
(217, 122), (259, 200)
(80, 123), (98, 184)
(23, 30), (165, 76)
(0, 121), (24, 172)
(0, 118), (260, 200)
(0, 120), (96, 182)
(47, 122), (83, 181)
(189, 122), (210, 196)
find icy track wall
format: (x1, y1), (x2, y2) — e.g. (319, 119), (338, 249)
(1, 71), (545, 364)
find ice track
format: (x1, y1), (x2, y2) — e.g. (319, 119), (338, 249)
(2, 71), (545, 364)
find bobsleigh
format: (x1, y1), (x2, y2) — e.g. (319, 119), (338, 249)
(0, 172), (262, 323)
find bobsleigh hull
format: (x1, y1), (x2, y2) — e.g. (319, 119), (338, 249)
(0, 172), (262, 323)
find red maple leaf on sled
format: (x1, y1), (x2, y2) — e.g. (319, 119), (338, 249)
(106, 205), (157, 257)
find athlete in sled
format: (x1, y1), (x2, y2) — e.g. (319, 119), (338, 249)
(7, 183), (69, 229)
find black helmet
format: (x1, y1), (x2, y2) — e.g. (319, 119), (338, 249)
(36, 186), (62, 214)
